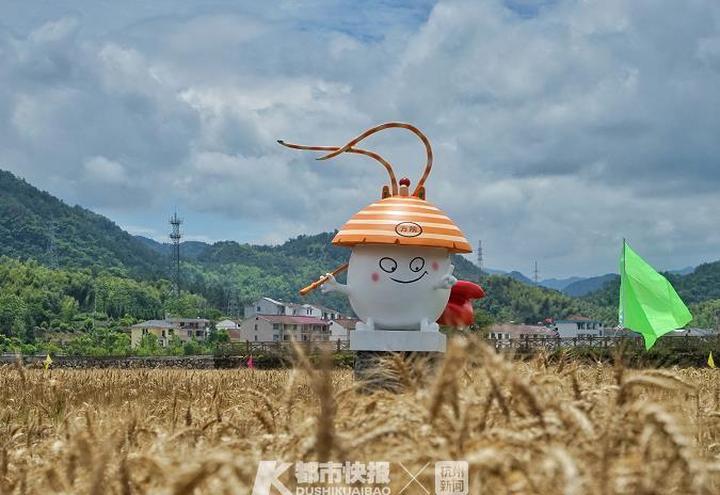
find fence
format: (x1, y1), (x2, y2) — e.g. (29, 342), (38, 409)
(485, 334), (720, 355)
(4, 335), (719, 365)
(215, 339), (351, 356)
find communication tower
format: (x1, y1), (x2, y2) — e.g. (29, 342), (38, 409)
(169, 211), (183, 294)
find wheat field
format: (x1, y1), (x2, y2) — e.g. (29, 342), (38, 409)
(2, 339), (720, 494)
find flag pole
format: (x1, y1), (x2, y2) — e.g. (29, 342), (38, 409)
(619, 239), (626, 338)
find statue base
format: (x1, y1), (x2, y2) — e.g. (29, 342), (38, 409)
(350, 329), (447, 352)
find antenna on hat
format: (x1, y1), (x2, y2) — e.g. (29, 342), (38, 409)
(277, 140), (399, 195)
(277, 122), (433, 198)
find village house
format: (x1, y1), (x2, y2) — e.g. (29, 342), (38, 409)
(244, 297), (342, 321)
(130, 320), (176, 348)
(130, 318), (210, 348)
(487, 324), (556, 341)
(236, 315), (330, 342)
(328, 317), (358, 341)
(662, 328), (719, 338)
(215, 319), (239, 331)
(244, 297), (288, 317)
(552, 315), (605, 338)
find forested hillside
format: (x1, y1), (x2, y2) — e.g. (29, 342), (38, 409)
(0, 257), (214, 354)
(178, 232), (490, 317)
(135, 236), (210, 261)
(582, 261), (720, 327)
(0, 170), (164, 277)
(3, 167), (719, 349)
(563, 274), (617, 297)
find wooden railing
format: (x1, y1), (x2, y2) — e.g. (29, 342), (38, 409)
(5, 334), (718, 362)
(485, 334), (720, 353)
(215, 339), (350, 356)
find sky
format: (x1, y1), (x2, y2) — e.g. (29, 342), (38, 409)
(1, 0), (719, 278)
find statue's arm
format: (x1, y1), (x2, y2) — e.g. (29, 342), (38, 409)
(321, 273), (352, 296)
(433, 264), (457, 290)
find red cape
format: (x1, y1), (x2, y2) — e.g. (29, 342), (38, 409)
(437, 280), (485, 327)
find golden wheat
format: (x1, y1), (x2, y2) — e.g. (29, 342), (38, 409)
(0, 338), (719, 494)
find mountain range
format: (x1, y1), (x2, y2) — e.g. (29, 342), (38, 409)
(0, 170), (164, 277)
(491, 267), (695, 297)
(0, 168), (717, 326)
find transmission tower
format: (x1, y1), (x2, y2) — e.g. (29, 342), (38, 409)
(169, 211), (183, 294)
(225, 287), (240, 318)
(533, 260), (539, 284)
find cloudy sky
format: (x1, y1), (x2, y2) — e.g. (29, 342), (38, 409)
(2, 0), (719, 278)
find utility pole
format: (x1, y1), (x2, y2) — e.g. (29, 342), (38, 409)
(477, 240), (484, 273)
(169, 211), (183, 295)
(533, 260), (539, 285)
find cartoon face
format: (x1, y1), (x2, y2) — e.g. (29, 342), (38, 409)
(377, 255), (429, 284)
(347, 244), (452, 330)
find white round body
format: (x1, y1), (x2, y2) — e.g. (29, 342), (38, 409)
(347, 244), (452, 330)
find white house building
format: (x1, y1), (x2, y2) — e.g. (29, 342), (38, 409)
(328, 318), (358, 341)
(236, 315), (331, 342)
(244, 297), (288, 318)
(130, 318), (210, 348)
(244, 297), (343, 321)
(216, 319), (239, 331)
(552, 315), (605, 338)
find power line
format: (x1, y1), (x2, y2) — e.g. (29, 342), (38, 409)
(533, 260), (539, 284)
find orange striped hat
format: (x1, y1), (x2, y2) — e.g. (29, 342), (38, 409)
(278, 122), (473, 254)
(333, 195), (471, 253)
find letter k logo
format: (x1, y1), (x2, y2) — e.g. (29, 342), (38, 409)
(252, 461), (293, 495)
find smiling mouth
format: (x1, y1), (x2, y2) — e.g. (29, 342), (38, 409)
(390, 271), (428, 284)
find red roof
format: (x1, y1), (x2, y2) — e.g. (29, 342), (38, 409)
(256, 315), (329, 326)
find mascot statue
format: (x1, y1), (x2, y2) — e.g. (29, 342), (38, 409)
(279, 123), (484, 353)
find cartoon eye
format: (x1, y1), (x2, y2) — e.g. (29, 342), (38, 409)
(409, 257), (425, 272)
(379, 257), (397, 273)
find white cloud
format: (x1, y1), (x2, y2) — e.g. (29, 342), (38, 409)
(83, 156), (128, 185)
(1, 0), (719, 276)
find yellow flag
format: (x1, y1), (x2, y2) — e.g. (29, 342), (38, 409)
(708, 352), (716, 369)
(44, 354), (53, 370)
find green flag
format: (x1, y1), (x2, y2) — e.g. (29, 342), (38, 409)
(619, 241), (692, 350)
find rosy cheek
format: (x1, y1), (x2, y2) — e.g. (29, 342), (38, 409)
(371, 272), (380, 282)
(432, 262), (439, 271)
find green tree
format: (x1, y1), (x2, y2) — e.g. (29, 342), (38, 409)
(472, 308), (494, 333)
(136, 334), (161, 356)
(60, 295), (79, 323)
(163, 292), (209, 318)
(182, 339), (204, 356)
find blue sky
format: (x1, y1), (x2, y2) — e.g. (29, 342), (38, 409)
(1, 0), (720, 277)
